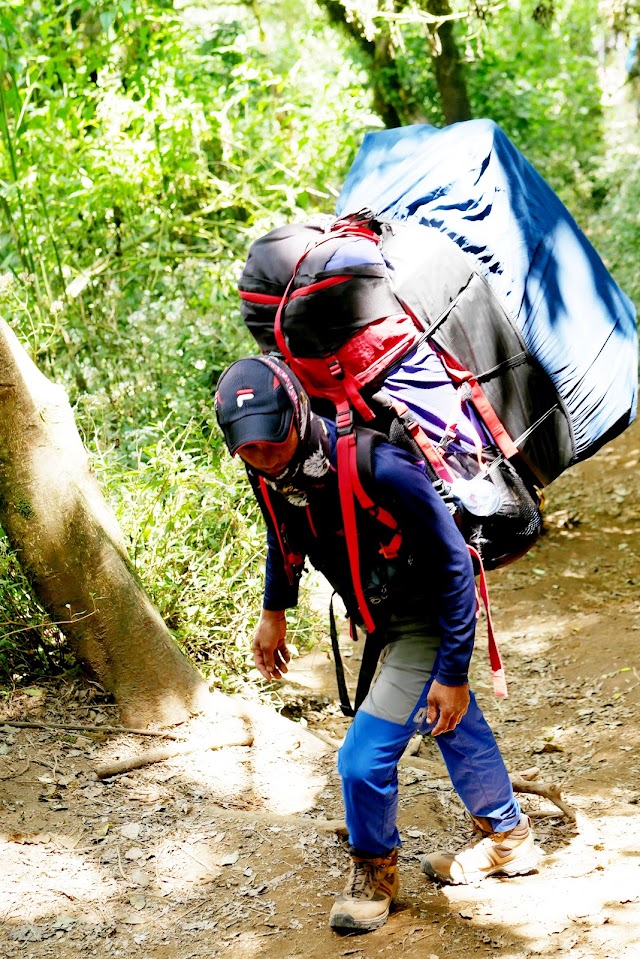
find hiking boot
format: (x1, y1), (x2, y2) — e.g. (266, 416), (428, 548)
(329, 849), (399, 932)
(421, 814), (541, 885)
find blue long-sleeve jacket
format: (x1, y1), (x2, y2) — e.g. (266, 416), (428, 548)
(253, 419), (477, 686)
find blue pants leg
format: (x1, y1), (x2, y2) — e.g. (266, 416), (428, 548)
(337, 630), (520, 855)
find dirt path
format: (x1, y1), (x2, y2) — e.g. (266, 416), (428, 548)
(1, 417), (639, 959)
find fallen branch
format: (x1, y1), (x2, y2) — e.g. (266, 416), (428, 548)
(95, 733), (254, 779)
(517, 766), (541, 782)
(510, 774), (576, 821)
(1, 720), (185, 740)
(397, 752), (574, 820)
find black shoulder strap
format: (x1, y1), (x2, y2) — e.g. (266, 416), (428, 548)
(329, 598), (389, 718)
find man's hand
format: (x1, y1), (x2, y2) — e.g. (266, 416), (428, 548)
(427, 679), (470, 736)
(252, 609), (291, 681)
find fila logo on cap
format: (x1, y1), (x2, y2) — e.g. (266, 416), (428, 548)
(236, 388), (254, 408)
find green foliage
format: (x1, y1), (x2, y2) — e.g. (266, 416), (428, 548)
(0, 537), (74, 684)
(464, 0), (606, 209)
(0, 0), (370, 687)
(587, 115), (640, 304)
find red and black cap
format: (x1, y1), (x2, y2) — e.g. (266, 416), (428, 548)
(214, 355), (309, 456)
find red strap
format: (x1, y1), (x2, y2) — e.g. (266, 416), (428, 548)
(390, 399), (456, 483)
(289, 275), (351, 299)
(238, 290), (282, 305)
(436, 349), (519, 460)
(326, 356), (376, 422)
(347, 436), (402, 559)
(467, 545), (507, 698)
(337, 431), (377, 634)
(379, 533), (402, 559)
(331, 221), (380, 242)
(258, 477), (302, 586)
(349, 445), (401, 534)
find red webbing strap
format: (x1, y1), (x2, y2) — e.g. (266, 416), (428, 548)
(336, 431), (377, 634)
(331, 221), (381, 242)
(238, 290), (282, 305)
(258, 477), (301, 587)
(436, 349), (519, 460)
(289, 275), (351, 299)
(390, 399), (456, 483)
(273, 274), (297, 362)
(467, 544), (508, 698)
(349, 438), (403, 559)
(326, 357), (376, 421)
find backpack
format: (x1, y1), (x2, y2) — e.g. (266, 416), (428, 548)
(237, 121), (638, 708)
(239, 213), (541, 705)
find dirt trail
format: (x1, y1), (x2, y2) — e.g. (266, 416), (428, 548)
(1, 417), (639, 959)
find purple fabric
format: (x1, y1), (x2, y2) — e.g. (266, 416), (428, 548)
(384, 339), (492, 455)
(324, 237), (385, 271)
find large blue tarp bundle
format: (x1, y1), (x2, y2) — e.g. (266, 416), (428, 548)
(336, 120), (638, 468)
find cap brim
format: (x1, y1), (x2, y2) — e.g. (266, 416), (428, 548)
(227, 409), (293, 456)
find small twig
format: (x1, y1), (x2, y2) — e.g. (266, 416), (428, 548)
(1, 720), (185, 740)
(30, 757), (56, 770)
(95, 734), (254, 779)
(50, 888), (79, 902)
(116, 846), (128, 882)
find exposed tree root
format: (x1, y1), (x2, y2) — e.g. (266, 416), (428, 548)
(95, 733), (255, 779)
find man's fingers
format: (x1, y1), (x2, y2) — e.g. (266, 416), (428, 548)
(253, 644), (289, 681)
(430, 708), (463, 736)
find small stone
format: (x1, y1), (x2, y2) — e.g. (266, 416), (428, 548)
(119, 823), (141, 841)
(124, 847), (144, 861)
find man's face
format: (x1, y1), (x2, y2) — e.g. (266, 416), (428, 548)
(238, 425), (300, 477)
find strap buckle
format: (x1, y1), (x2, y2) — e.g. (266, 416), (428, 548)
(336, 408), (354, 436)
(328, 357), (344, 380)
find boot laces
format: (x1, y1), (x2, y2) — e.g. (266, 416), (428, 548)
(348, 859), (380, 897)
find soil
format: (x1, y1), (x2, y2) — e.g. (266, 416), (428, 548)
(1, 414), (639, 959)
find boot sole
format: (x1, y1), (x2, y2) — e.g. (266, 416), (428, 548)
(421, 853), (542, 885)
(329, 906), (391, 932)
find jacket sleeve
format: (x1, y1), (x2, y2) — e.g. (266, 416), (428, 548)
(263, 524), (301, 611)
(372, 444), (477, 686)
(248, 472), (302, 611)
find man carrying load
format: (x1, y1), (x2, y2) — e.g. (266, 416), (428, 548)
(215, 354), (542, 934)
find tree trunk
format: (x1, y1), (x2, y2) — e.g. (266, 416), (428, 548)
(426, 0), (472, 124)
(0, 319), (208, 727)
(318, 0), (404, 127)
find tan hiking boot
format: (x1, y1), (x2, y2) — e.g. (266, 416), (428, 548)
(421, 814), (541, 885)
(329, 849), (399, 932)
